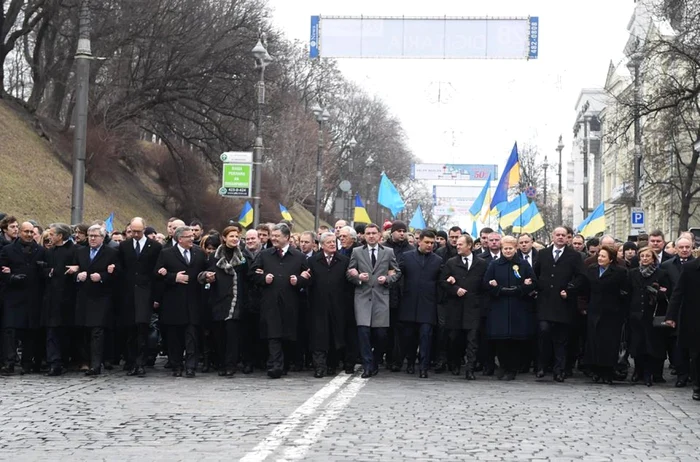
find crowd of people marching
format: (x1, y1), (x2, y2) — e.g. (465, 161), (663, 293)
(0, 211), (699, 402)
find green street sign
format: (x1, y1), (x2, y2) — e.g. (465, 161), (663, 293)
(221, 163), (252, 197)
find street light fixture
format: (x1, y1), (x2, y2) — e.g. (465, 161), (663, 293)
(312, 103), (330, 232)
(627, 51), (643, 208)
(251, 34), (273, 227)
(556, 135), (565, 226)
(344, 137), (358, 220)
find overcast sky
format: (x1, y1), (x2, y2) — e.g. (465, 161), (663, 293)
(266, 0), (636, 226)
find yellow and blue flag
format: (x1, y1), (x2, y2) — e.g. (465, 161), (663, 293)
(468, 173), (492, 221)
(354, 193), (372, 224)
(578, 202), (605, 238)
(499, 193), (529, 228)
(378, 172), (405, 216)
(489, 142), (521, 215)
(512, 202), (545, 234)
(471, 221), (478, 237)
(238, 201), (253, 228)
(279, 203), (293, 221)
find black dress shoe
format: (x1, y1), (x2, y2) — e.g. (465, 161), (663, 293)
(604, 377), (614, 385)
(692, 390), (700, 401)
(631, 370), (641, 382)
(361, 370), (371, 379)
(85, 368), (100, 376)
(172, 369), (182, 377)
(46, 367), (63, 377)
(451, 367), (461, 376)
(554, 373), (565, 382)
(535, 370), (545, 378)
(185, 369), (195, 378)
(218, 370), (227, 377)
(390, 364), (401, 372)
(314, 370), (324, 379)
(164, 360), (173, 369)
(103, 361), (113, 371)
(496, 368), (506, 380)
(406, 364), (415, 374)
(326, 367), (336, 375)
(653, 376), (666, 384)
(242, 365), (254, 374)
(267, 369), (283, 379)
(482, 366), (495, 376)
(371, 368), (379, 376)
(126, 368), (139, 376)
(136, 367), (146, 377)
(504, 372), (516, 381)
(0, 365), (14, 375)
(419, 370), (428, 379)
(434, 362), (447, 373)
(676, 379), (688, 388)
(465, 371), (476, 380)
(225, 369), (235, 377)
(344, 366), (355, 374)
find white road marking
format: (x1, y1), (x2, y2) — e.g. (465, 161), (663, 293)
(239, 374), (352, 462)
(277, 376), (367, 461)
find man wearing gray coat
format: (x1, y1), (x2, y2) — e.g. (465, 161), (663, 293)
(348, 223), (401, 378)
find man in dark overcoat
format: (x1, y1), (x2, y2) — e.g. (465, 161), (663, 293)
(154, 225), (208, 378)
(74, 224), (119, 376)
(119, 217), (162, 377)
(398, 230), (443, 378)
(0, 221), (46, 374)
(440, 234), (487, 379)
(249, 223), (309, 379)
(303, 232), (353, 378)
(533, 226), (585, 382)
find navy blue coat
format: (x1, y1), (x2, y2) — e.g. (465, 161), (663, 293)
(398, 249), (444, 325)
(483, 255), (536, 340)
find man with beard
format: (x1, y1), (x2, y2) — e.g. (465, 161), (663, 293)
(0, 222), (46, 374)
(382, 220), (414, 372)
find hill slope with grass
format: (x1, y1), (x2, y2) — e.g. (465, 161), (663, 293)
(0, 100), (170, 231)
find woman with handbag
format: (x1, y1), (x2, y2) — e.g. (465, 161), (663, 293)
(582, 246), (629, 384)
(627, 247), (672, 386)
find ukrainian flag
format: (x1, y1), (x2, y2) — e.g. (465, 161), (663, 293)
(578, 202), (605, 238)
(489, 142), (521, 215)
(499, 193), (529, 228)
(354, 193), (372, 224)
(279, 203), (293, 221)
(512, 202), (544, 234)
(468, 173), (492, 222)
(238, 201), (253, 228)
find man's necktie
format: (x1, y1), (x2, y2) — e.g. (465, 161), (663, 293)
(135, 240), (141, 257)
(90, 248), (96, 261)
(681, 258), (687, 264)
(278, 248), (284, 258)
(327, 255), (333, 265)
(462, 257), (467, 265)
(184, 249), (190, 264)
(554, 249), (561, 262)
(371, 248), (376, 268)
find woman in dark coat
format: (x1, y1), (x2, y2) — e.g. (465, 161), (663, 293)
(483, 236), (536, 380)
(202, 227), (247, 377)
(627, 246), (672, 386)
(582, 245), (628, 384)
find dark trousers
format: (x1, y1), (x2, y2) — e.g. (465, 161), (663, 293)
(635, 353), (664, 378)
(493, 339), (524, 373)
(674, 343), (691, 382)
(538, 321), (569, 375)
(46, 327), (66, 369)
(401, 322), (433, 372)
(212, 319), (240, 370)
(88, 327), (105, 370)
(357, 326), (387, 372)
(386, 321), (402, 368)
(689, 348), (700, 392)
(167, 324), (198, 371)
(566, 313), (587, 371)
(267, 338), (285, 372)
(477, 317), (495, 370)
(3, 327), (40, 368)
(434, 304), (449, 366)
(312, 349), (339, 371)
(241, 312), (265, 369)
(127, 323), (149, 368)
(343, 320), (359, 369)
(448, 328), (479, 371)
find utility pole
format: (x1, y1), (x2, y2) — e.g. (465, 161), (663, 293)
(251, 34), (272, 227)
(556, 135), (564, 226)
(582, 111), (590, 218)
(70, 0), (92, 225)
(628, 53), (643, 207)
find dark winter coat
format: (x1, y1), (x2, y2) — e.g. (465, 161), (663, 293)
(666, 258), (700, 350)
(483, 255), (536, 340)
(118, 238), (162, 325)
(74, 245), (119, 327)
(627, 266), (672, 360)
(398, 249), (444, 325)
(0, 239), (46, 329)
(41, 240), (78, 327)
(439, 254), (487, 330)
(582, 264), (628, 367)
(533, 245), (585, 325)
(205, 246), (248, 322)
(154, 245), (208, 326)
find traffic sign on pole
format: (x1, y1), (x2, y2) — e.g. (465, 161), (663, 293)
(631, 207), (645, 229)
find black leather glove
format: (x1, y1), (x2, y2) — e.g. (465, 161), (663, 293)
(645, 285), (658, 295)
(500, 286), (518, 294)
(9, 274), (27, 284)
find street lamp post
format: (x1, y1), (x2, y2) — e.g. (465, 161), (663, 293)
(311, 103), (330, 232)
(543, 155), (549, 214)
(345, 136), (357, 221)
(627, 52), (643, 208)
(556, 135), (564, 226)
(251, 34), (272, 227)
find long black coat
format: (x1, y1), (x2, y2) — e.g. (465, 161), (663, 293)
(666, 258), (700, 350)
(398, 250), (443, 325)
(74, 245), (119, 327)
(154, 246), (207, 326)
(241, 246), (263, 316)
(483, 256), (536, 340)
(306, 252), (352, 351)
(41, 240), (78, 327)
(205, 247), (249, 322)
(118, 238), (162, 325)
(533, 245), (585, 325)
(582, 264), (628, 367)
(384, 239), (414, 322)
(250, 247), (309, 340)
(627, 267), (672, 360)
(439, 254), (487, 330)
(0, 240), (46, 329)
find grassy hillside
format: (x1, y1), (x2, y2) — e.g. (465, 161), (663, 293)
(0, 100), (170, 232)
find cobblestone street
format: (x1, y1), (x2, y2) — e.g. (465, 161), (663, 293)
(2, 362), (700, 461)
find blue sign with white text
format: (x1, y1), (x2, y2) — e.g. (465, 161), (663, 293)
(528, 17), (539, 60)
(309, 16), (320, 58)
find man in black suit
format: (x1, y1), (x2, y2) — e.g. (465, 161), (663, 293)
(440, 235), (487, 379)
(74, 224), (119, 376)
(155, 225), (209, 378)
(665, 256), (700, 402)
(533, 226), (585, 382)
(474, 227), (494, 257)
(630, 229), (673, 268)
(119, 217), (162, 377)
(476, 231), (501, 375)
(250, 223), (309, 378)
(517, 233), (538, 268)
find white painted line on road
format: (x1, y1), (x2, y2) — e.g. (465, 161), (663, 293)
(239, 373), (352, 462)
(277, 376), (367, 461)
